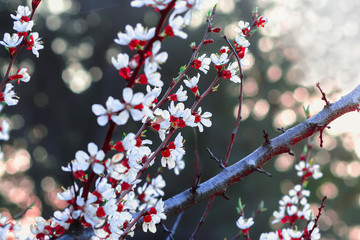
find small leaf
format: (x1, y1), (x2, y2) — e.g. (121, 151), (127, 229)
(309, 157), (314, 166)
(179, 65), (187, 74)
(258, 201), (267, 212)
(141, 129), (147, 137)
(303, 105), (311, 119)
(249, 28), (258, 36)
(212, 84), (220, 92)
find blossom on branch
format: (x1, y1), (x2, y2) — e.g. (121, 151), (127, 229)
(142, 199), (166, 233)
(184, 73), (200, 96)
(92, 96), (124, 126)
(0, 33), (23, 55)
(130, 0), (172, 10)
(26, 32), (43, 57)
(192, 54), (211, 74)
(9, 68), (30, 83)
(11, 6), (31, 22)
(114, 23), (155, 50)
(144, 40), (168, 73)
(234, 20), (250, 36)
(236, 216), (254, 235)
(210, 52), (229, 71)
(0, 84), (18, 106)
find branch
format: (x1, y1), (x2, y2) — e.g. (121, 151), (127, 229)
(57, 84), (360, 240)
(163, 84), (360, 216)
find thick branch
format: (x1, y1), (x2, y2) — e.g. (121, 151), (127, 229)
(163, 84), (360, 216)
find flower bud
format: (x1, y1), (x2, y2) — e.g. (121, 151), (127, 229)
(211, 27), (221, 33)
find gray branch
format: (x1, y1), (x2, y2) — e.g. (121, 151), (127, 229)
(59, 84), (360, 239)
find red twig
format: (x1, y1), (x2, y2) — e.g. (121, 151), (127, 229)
(127, 0), (176, 88)
(221, 35), (244, 166)
(119, 209), (147, 240)
(303, 195), (327, 239)
(316, 82), (331, 106)
(189, 194), (216, 240)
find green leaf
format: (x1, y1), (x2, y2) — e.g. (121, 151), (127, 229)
(141, 129), (147, 137)
(250, 28), (258, 36)
(179, 65), (186, 74)
(258, 201), (267, 212)
(236, 197), (244, 214)
(212, 84), (220, 92)
(303, 105), (311, 119)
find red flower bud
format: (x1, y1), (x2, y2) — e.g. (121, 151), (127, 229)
(211, 27), (221, 33)
(203, 39), (214, 44)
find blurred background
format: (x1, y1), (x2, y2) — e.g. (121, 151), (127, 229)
(0, 0), (359, 239)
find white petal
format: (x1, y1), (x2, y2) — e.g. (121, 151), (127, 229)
(201, 119), (212, 127)
(97, 116), (108, 126)
(111, 115), (122, 125)
(130, 92), (144, 105)
(122, 88), (133, 103)
(130, 109), (143, 121)
(92, 104), (106, 116)
(93, 163), (105, 175)
(96, 150), (105, 161)
(75, 150), (89, 162)
(88, 142), (98, 156)
(118, 110), (130, 125)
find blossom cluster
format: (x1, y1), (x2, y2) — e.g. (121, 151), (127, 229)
(0, 1), (271, 239)
(235, 144), (322, 240)
(0, 4), (43, 107)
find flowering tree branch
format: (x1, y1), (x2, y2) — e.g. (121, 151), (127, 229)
(163, 84), (360, 216)
(57, 84), (360, 239)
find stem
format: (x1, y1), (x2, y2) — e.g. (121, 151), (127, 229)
(189, 194), (215, 240)
(81, 121), (116, 200)
(222, 35), (244, 166)
(191, 75), (221, 111)
(165, 211), (184, 240)
(193, 128), (201, 184)
(127, 0), (176, 88)
(117, 128), (176, 201)
(119, 209), (147, 240)
(0, 46), (22, 91)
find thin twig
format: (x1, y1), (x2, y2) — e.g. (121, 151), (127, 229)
(206, 147), (225, 169)
(255, 167), (272, 177)
(193, 128), (201, 185)
(263, 130), (270, 144)
(119, 209), (147, 240)
(191, 174), (202, 193)
(165, 211), (184, 240)
(189, 195), (216, 240)
(222, 35), (244, 167)
(316, 82), (331, 106)
(303, 195), (327, 239)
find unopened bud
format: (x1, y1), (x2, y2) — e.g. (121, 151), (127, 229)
(211, 27), (221, 33)
(203, 39), (214, 44)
